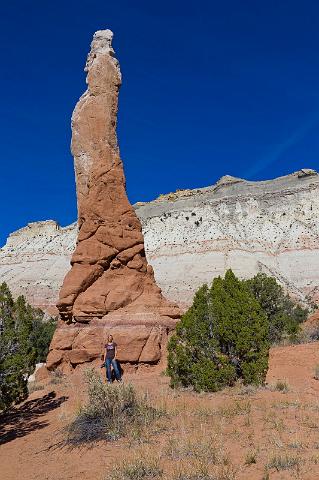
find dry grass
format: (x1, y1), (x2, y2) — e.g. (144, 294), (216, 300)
(65, 369), (163, 445)
(50, 369), (65, 385)
(63, 360), (319, 479)
(108, 454), (163, 480)
(266, 453), (302, 471)
(27, 382), (44, 394)
(244, 450), (257, 465)
(271, 380), (290, 393)
(217, 400), (251, 418)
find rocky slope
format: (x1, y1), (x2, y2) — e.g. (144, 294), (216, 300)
(1, 169), (319, 316)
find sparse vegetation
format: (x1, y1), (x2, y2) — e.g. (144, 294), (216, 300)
(164, 435), (222, 464)
(9, 353), (319, 480)
(266, 453), (302, 471)
(65, 369), (162, 445)
(273, 380), (290, 393)
(235, 383), (259, 396)
(273, 399), (300, 410)
(50, 368), (64, 385)
(245, 450), (257, 465)
(303, 321), (319, 342)
(288, 440), (303, 449)
(171, 471), (212, 480)
(109, 456), (163, 480)
(218, 400), (251, 418)
(27, 382), (45, 394)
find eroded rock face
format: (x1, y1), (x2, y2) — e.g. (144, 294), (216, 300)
(0, 221), (76, 315)
(47, 30), (180, 368)
(55, 30), (179, 325)
(137, 168), (319, 309)
(1, 169), (319, 316)
(56, 30), (179, 325)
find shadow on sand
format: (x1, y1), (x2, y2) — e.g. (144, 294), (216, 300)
(0, 391), (68, 445)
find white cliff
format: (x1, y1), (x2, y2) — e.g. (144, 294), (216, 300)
(0, 221), (76, 314)
(1, 169), (318, 312)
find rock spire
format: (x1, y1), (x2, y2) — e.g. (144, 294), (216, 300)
(47, 30), (180, 370)
(57, 29), (180, 323)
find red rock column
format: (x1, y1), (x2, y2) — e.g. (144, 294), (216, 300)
(48, 30), (180, 370)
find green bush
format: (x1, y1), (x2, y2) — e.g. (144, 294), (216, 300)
(0, 282), (56, 410)
(245, 273), (308, 344)
(167, 270), (269, 392)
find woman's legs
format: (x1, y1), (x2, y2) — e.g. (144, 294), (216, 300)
(111, 359), (121, 381)
(105, 358), (112, 383)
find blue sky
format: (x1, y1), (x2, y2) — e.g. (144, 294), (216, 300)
(1, 0), (319, 246)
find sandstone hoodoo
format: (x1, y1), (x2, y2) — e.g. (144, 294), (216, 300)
(48, 30), (180, 370)
(2, 168), (319, 315)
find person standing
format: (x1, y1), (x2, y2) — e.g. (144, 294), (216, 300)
(104, 334), (121, 384)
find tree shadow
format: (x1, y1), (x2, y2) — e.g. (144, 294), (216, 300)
(0, 391), (68, 445)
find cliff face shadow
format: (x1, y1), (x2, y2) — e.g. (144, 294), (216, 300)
(0, 391), (68, 445)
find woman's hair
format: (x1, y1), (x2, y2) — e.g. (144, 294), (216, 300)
(108, 334), (113, 342)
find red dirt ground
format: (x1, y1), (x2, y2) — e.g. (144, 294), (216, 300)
(1, 342), (319, 480)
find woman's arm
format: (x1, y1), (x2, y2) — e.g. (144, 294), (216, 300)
(100, 346), (107, 367)
(114, 344), (118, 359)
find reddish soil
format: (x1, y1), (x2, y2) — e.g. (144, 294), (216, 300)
(1, 342), (319, 480)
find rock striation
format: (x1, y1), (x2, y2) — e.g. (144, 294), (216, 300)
(1, 169), (319, 319)
(0, 221), (76, 314)
(137, 168), (319, 309)
(47, 30), (180, 369)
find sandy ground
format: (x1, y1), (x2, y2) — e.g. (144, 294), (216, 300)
(1, 342), (319, 480)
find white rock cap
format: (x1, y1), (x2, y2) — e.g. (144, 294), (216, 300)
(85, 29), (119, 74)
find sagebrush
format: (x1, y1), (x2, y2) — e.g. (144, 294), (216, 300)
(65, 369), (161, 445)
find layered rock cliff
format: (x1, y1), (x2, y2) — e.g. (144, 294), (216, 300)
(137, 168), (319, 308)
(1, 169), (319, 318)
(0, 221), (76, 314)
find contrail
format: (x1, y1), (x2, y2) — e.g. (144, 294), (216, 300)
(244, 113), (319, 179)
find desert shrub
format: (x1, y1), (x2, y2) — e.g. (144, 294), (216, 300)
(65, 369), (161, 445)
(245, 273), (308, 344)
(272, 380), (289, 393)
(245, 450), (257, 465)
(0, 282), (56, 410)
(266, 453), (301, 471)
(168, 270), (269, 392)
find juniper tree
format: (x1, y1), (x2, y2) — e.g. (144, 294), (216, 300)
(245, 273), (308, 344)
(168, 270), (269, 391)
(0, 283), (56, 410)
